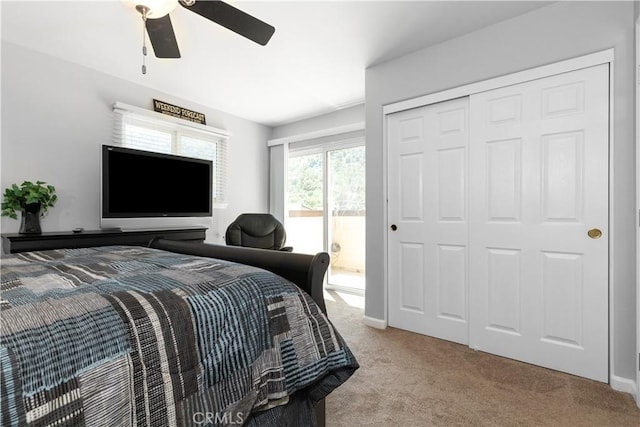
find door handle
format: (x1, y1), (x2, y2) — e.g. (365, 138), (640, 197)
(390, 224), (398, 231)
(587, 228), (602, 239)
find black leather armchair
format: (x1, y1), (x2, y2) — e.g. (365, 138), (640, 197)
(225, 213), (293, 251)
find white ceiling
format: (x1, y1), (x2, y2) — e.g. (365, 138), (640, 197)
(1, 1), (552, 127)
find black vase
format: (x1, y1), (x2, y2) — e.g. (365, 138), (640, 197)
(19, 202), (42, 234)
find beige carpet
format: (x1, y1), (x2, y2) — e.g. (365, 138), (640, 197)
(324, 291), (640, 426)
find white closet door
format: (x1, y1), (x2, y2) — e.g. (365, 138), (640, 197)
(388, 97), (470, 345)
(468, 64), (609, 382)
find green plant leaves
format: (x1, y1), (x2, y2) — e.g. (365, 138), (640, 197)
(1, 180), (57, 219)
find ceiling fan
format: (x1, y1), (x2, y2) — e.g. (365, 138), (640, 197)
(131, 0), (275, 60)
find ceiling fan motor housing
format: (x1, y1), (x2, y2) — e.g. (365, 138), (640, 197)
(133, 0), (177, 18)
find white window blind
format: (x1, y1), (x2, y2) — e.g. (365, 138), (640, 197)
(112, 102), (230, 206)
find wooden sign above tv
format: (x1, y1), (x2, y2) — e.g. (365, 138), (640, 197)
(153, 99), (206, 125)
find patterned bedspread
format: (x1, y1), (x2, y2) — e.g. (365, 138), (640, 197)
(0, 246), (358, 426)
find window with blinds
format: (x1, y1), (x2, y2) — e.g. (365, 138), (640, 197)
(112, 102), (229, 207)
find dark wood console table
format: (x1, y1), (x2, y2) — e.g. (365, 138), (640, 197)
(1, 228), (207, 254)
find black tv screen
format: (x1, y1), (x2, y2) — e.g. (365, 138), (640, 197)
(102, 145), (213, 218)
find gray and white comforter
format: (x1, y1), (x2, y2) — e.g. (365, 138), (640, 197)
(0, 246), (358, 426)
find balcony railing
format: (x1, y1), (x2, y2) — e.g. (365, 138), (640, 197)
(286, 210), (365, 273)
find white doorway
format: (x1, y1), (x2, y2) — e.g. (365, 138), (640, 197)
(387, 63), (610, 382)
(286, 140), (366, 293)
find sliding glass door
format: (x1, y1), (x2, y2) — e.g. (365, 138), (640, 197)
(286, 152), (324, 255)
(286, 142), (365, 293)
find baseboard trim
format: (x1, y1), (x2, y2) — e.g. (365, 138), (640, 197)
(363, 315), (387, 329)
(611, 375), (637, 399)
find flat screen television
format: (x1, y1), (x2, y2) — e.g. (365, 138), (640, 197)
(101, 145), (213, 229)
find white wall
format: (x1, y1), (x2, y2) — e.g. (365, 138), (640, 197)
(0, 41), (271, 243)
(365, 1), (637, 382)
(270, 104), (365, 140)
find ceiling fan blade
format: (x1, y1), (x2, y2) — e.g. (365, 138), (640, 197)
(145, 14), (181, 58)
(181, 0), (275, 46)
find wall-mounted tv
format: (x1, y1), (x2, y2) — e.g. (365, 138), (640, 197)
(101, 145), (212, 229)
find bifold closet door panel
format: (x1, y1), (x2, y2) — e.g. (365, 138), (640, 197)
(468, 64), (609, 382)
(387, 97), (470, 345)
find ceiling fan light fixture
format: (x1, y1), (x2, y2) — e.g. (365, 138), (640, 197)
(132, 0), (177, 18)
(126, 0), (274, 67)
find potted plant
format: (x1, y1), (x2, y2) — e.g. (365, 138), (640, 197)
(1, 181), (57, 234)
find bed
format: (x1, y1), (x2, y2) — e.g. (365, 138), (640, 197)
(0, 239), (358, 426)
